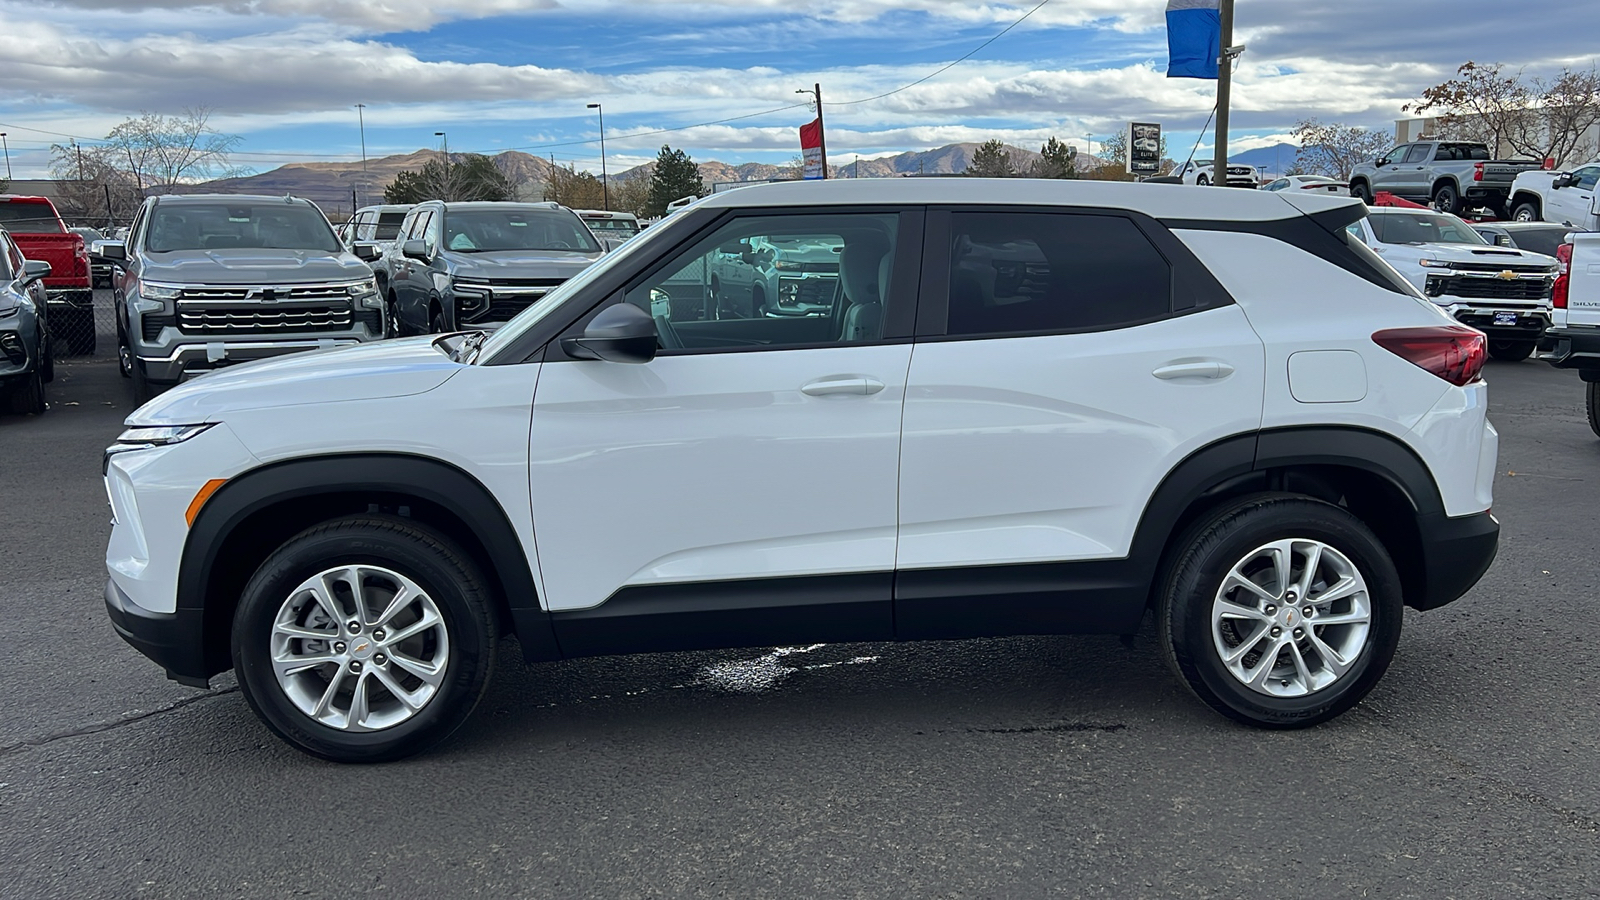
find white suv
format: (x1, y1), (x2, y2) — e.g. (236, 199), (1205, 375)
(103, 179), (1501, 762)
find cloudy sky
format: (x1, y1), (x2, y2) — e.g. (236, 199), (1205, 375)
(0, 0), (1593, 179)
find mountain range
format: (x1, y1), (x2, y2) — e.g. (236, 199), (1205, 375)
(192, 141), (1303, 213)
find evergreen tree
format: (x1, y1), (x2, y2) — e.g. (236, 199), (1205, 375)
(1031, 137), (1077, 179)
(966, 139), (1015, 178)
(646, 145), (705, 217)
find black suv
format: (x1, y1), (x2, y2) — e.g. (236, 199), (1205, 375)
(380, 201), (604, 334)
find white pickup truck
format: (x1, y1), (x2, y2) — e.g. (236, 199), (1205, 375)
(1539, 232), (1600, 436)
(1507, 160), (1600, 229)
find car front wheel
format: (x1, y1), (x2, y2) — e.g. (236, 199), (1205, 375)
(231, 515), (497, 763)
(1158, 495), (1402, 728)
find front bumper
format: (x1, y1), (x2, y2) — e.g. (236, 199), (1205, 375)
(1538, 324), (1600, 374)
(1443, 303), (1550, 341)
(137, 337), (364, 384)
(1411, 510), (1499, 610)
(105, 579), (211, 686)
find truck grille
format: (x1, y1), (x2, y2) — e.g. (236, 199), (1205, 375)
(177, 284), (352, 302)
(1427, 275), (1551, 302)
(484, 277), (565, 290)
(177, 303), (353, 334)
(474, 298), (538, 321)
(1446, 260), (1554, 274)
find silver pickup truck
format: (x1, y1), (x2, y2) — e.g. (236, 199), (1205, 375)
(1348, 140), (1541, 215)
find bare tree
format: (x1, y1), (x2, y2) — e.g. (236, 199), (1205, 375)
(542, 161), (607, 208)
(1409, 62), (1600, 164)
(610, 174), (652, 218)
(47, 144), (141, 225)
(1290, 119), (1393, 178)
(104, 108), (244, 190)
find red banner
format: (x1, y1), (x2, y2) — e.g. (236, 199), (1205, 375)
(799, 118), (824, 180)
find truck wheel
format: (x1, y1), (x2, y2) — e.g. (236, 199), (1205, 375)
(9, 367), (46, 415)
(1511, 202), (1540, 222)
(230, 515), (498, 763)
(130, 357), (154, 405)
(1431, 183), (1463, 215)
(1158, 495), (1403, 728)
(116, 325), (133, 379)
(1349, 181), (1373, 204)
(1487, 340), (1534, 362)
(1587, 382), (1600, 440)
(1197, 174), (1210, 186)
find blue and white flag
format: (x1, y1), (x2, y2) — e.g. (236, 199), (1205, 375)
(1166, 0), (1220, 79)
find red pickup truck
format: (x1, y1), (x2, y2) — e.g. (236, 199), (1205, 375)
(0, 195), (95, 354)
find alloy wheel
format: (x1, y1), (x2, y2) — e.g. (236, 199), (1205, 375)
(269, 565), (450, 732)
(1210, 538), (1372, 698)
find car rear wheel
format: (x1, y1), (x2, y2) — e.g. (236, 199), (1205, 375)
(1511, 202), (1540, 222)
(1158, 495), (1402, 728)
(1432, 183), (1463, 215)
(1487, 339), (1534, 362)
(1350, 180), (1373, 204)
(231, 515), (498, 763)
(1197, 175), (1210, 186)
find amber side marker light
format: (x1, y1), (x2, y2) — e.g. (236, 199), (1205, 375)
(186, 479), (228, 527)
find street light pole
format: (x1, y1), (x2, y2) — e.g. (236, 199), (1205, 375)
(0, 133), (9, 180)
(587, 103), (608, 211)
(356, 104), (368, 173)
(434, 131), (449, 200)
(1214, 0), (1235, 187)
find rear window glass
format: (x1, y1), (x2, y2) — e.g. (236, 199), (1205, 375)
(0, 202), (65, 233)
(1368, 213), (1486, 245)
(1504, 227), (1574, 258)
(946, 212), (1172, 336)
(374, 212), (406, 240)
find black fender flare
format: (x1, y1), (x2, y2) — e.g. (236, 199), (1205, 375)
(179, 453), (557, 671)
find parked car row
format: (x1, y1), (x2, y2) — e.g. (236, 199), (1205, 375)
(0, 228), (54, 414)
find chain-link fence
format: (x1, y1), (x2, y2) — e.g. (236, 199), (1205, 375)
(48, 286), (116, 361)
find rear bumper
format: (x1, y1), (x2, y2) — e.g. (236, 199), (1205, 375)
(105, 579), (212, 687)
(1538, 325), (1600, 373)
(1444, 304), (1549, 341)
(1411, 510), (1499, 611)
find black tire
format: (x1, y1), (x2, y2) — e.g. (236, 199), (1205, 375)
(752, 284), (767, 318)
(1349, 180), (1373, 204)
(39, 330), (53, 384)
(384, 294), (400, 339)
(130, 356), (154, 405)
(430, 307), (447, 334)
(1431, 183), (1463, 215)
(1487, 340), (1534, 362)
(1511, 202), (1540, 223)
(116, 325), (132, 379)
(1587, 381), (1600, 440)
(8, 367), (46, 415)
(1157, 495), (1403, 729)
(1197, 174), (1210, 186)
(231, 515), (498, 763)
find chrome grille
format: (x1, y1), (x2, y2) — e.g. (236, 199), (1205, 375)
(177, 282), (353, 303)
(178, 303), (352, 334)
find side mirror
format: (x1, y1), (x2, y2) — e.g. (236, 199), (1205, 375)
(352, 242), (381, 262)
(99, 241), (126, 261)
(21, 259), (51, 284)
(1552, 173), (1577, 189)
(560, 302), (658, 364)
(1493, 234), (1513, 246)
(402, 239), (431, 261)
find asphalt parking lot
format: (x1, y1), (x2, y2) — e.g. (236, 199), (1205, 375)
(2, 302), (1598, 899)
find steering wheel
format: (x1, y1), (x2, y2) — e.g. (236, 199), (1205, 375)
(654, 314), (683, 350)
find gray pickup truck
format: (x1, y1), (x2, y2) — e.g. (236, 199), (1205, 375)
(1348, 140), (1541, 215)
(100, 193), (385, 400)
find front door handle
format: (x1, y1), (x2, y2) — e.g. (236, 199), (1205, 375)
(1153, 361), (1236, 381)
(801, 376), (886, 396)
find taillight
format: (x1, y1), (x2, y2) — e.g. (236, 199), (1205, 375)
(1473, 162), (1484, 182)
(1552, 242), (1572, 310)
(1372, 326), (1487, 386)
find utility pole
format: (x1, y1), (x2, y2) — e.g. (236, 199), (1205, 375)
(0, 133), (10, 179)
(73, 140), (86, 181)
(1214, 0), (1235, 187)
(356, 104), (368, 173)
(587, 103), (608, 210)
(795, 84), (829, 179)
(434, 131), (449, 200)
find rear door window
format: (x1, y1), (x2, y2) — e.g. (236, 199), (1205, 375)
(942, 212), (1172, 337)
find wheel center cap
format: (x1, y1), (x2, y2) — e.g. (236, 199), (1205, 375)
(348, 639), (378, 660)
(1279, 608), (1298, 628)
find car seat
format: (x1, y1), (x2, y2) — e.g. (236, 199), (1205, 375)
(838, 233), (890, 341)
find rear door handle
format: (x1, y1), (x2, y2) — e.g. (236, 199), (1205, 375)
(801, 376), (886, 396)
(1153, 361), (1235, 380)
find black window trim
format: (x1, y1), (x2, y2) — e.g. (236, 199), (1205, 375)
(913, 203), (1234, 342)
(538, 205), (925, 363)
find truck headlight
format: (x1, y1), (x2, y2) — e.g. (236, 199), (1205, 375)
(138, 281), (185, 300)
(1418, 259), (1454, 269)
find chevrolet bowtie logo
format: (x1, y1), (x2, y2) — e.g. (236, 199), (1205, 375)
(1497, 270), (1518, 281)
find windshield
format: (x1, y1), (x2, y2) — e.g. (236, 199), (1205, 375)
(443, 209), (600, 253)
(583, 218), (639, 235)
(0, 202), (64, 233)
(72, 227), (105, 242)
(1368, 212), (1487, 246)
(476, 210), (685, 363)
(146, 202), (340, 253)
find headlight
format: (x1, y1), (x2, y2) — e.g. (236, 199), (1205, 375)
(345, 278), (378, 296)
(1418, 259), (1454, 269)
(107, 424), (214, 455)
(773, 260), (800, 270)
(138, 281), (184, 300)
